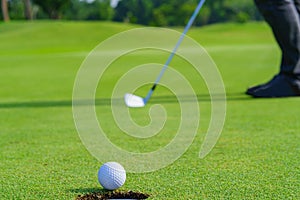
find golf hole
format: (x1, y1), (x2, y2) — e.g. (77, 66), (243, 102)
(76, 190), (150, 200)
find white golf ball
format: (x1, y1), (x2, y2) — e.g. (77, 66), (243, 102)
(98, 162), (126, 190)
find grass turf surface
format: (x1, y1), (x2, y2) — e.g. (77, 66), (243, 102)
(0, 21), (299, 199)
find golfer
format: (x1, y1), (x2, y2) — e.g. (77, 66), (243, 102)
(247, 0), (300, 97)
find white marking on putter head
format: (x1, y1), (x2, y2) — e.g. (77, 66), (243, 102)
(124, 93), (145, 108)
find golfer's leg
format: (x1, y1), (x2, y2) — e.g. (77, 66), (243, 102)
(254, 0), (300, 76)
(294, 0), (300, 15)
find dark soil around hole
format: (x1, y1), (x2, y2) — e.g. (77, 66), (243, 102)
(76, 190), (150, 200)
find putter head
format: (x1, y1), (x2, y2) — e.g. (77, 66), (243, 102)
(124, 93), (145, 108)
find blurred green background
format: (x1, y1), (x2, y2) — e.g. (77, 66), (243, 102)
(1, 0), (260, 25)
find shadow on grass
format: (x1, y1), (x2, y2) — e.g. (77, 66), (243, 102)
(69, 188), (106, 194)
(0, 92), (251, 109)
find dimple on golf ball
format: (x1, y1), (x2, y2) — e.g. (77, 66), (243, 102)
(98, 162), (126, 190)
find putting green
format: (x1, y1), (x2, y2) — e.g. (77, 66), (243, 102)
(0, 21), (299, 199)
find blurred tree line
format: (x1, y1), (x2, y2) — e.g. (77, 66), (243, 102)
(1, 0), (261, 25)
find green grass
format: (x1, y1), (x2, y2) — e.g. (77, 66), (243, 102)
(0, 21), (299, 199)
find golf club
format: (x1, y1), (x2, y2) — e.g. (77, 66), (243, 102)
(124, 0), (206, 108)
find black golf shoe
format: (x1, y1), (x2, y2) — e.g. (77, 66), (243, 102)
(246, 74), (300, 98)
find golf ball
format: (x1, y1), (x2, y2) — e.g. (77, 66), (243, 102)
(98, 162), (126, 190)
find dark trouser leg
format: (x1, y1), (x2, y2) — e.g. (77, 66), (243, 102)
(254, 0), (300, 76)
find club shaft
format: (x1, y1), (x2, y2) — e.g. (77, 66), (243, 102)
(144, 0), (206, 103)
